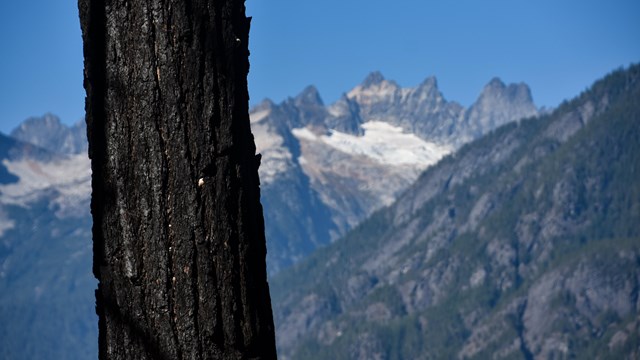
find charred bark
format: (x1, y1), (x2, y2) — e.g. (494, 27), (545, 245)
(79, 0), (277, 358)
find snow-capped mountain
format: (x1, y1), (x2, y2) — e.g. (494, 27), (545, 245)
(252, 72), (539, 273)
(268, 65), (640, 359)
(10, 113), (88, 155)
(0, 131), (95, 360)
(341, 72), (538, 147)
(0, 73), (540, 280)
(0, 71), (538, 358)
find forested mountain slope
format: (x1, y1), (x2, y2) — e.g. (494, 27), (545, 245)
(271, 64), (640, 359)
(0, 71), (539, 358)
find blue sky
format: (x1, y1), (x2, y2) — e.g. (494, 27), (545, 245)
(0, 0), (638, 134)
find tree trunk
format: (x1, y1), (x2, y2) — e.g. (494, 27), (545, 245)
(79, 0), (277, 358)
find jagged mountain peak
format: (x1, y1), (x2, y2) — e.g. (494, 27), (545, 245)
(36, 112), (61, 125)
(326, 94), (364, 135)
(353, 71), (400, 94)
(463, 78), (538, 138)
(251, 71), (539, 150)
(411, 75), (443, 101)
(361, 71), (386, 87)
(294, 85), (324, 107)
(254, 98), (276, 110)
(10, 114), (87, 155)
(244, 70), (542, 274)
(510, 82), (534, 102)
(486, 76), (506, 88)
(479, 77), (533, 103)
(12, 113), (64, 135)
(346, 73), (401, 113)
(270, 64), (640, 360)
(418, 75), (438, 89)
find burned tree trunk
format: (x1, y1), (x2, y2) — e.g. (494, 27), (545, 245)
(79, 0), (277, 358)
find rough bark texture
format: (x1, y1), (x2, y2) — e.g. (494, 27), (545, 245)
(79, 0), (277, 358)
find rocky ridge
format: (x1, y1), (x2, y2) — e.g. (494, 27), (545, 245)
(0, 71), (540, 358)
(0, 133), (95, 360)
(270, 65), (640, 359)
(10, 113), (87, 155)
(252, 72), (539, 272)
(0, 74), (539, 275)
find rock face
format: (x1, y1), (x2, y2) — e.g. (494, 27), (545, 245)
(0, 71), (539, 358)
(270, 65), (640, 359)
(463, 78), (538, 142)
(10, 113), (87, 155)
(0, 134), (95, 360)
(252, 73), (538, 273)
(0, 74), (539, 276)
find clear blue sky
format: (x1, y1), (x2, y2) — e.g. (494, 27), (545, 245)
(0, 0), (638, 134)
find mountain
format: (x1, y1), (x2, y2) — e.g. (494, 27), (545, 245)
(0, 133), (95, 360)
(0, 71), (539, 357)
(270, 65), (640, 359)
(0, 75), (538, 277)
(344, 72), (538, 147)
(252, 73), (539, 273)
(10, 113), (87, 155)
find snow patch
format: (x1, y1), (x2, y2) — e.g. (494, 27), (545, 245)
(251, 120), (293, 184)
(0, 154), (91, 218)
(250, 109), (271, 124)
(293, 121), (452, 168)
(290, 127), (317, 142)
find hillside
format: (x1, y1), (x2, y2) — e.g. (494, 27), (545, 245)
(1, 75), (539, 277)
(253, 73), (538, 273)
(270, 64), (640, 359)
(0, 71), (537, 358)
(0, 134), (95, 360)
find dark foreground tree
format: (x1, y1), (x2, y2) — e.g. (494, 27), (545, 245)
(79, 0), (277, 358)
